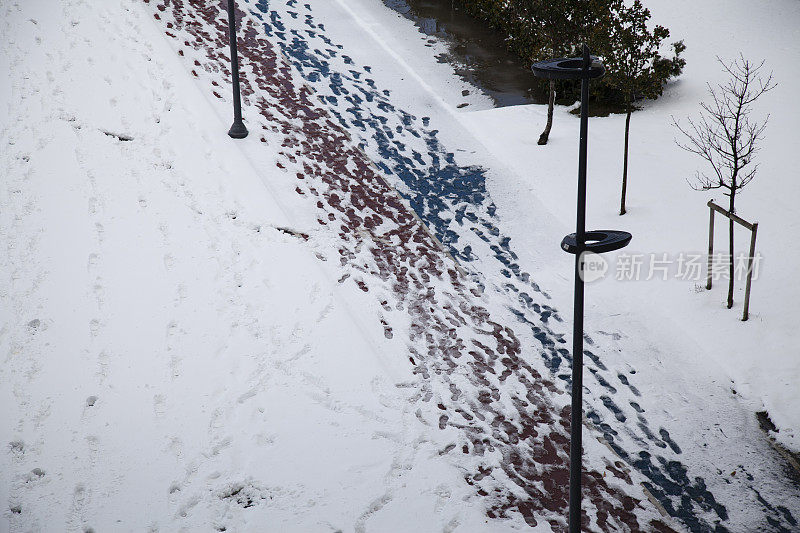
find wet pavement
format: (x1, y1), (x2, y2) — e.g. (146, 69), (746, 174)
(381, 0), (548, 107)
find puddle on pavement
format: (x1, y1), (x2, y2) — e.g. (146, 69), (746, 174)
(381, 0), (549, 107)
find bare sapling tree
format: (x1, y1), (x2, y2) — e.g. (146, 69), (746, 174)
(603, 0), (684, 215)
(673, 55), (775, 309)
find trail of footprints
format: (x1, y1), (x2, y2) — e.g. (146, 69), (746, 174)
(2, 5), (60, 529)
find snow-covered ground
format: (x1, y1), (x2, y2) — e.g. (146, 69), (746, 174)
(1, 0), (799, 531)
(456, 0), (800, 451)
(344, 0), (800, 451)
(0, 1), (523, 530)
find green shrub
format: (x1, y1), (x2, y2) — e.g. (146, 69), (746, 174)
(455, 0), (685, 112)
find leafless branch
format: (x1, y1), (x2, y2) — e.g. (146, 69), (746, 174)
(673, 55), (775, 197)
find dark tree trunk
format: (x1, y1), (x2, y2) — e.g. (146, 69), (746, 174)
(538, 80), (555, 145)
(620, 101), (632, 215)
(727, 191), (735, 309)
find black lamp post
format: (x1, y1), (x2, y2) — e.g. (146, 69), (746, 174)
(532, 45), (631, 532)
(226, 0), (248, 139)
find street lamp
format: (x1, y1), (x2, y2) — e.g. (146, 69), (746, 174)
(532, 45), (631, 532)
(226, 0), (248, 139)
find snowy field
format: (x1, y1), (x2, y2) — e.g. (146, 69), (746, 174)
(1, 0), (798, 532)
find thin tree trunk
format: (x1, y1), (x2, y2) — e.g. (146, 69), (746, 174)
(538, 80), (555, 145)
(727, 191), (735, 309)
(620, 101), (631, 215)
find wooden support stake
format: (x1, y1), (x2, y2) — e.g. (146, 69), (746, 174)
(708, 200), (756, 230)
(743, 222), (758, 321)
(705, 200), (759, 319)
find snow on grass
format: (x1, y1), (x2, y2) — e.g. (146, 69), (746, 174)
(452, 0), (800, 452)
(0, 0), (530, 530)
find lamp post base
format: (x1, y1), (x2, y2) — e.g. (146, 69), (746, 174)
(228, 120), (248, 139)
